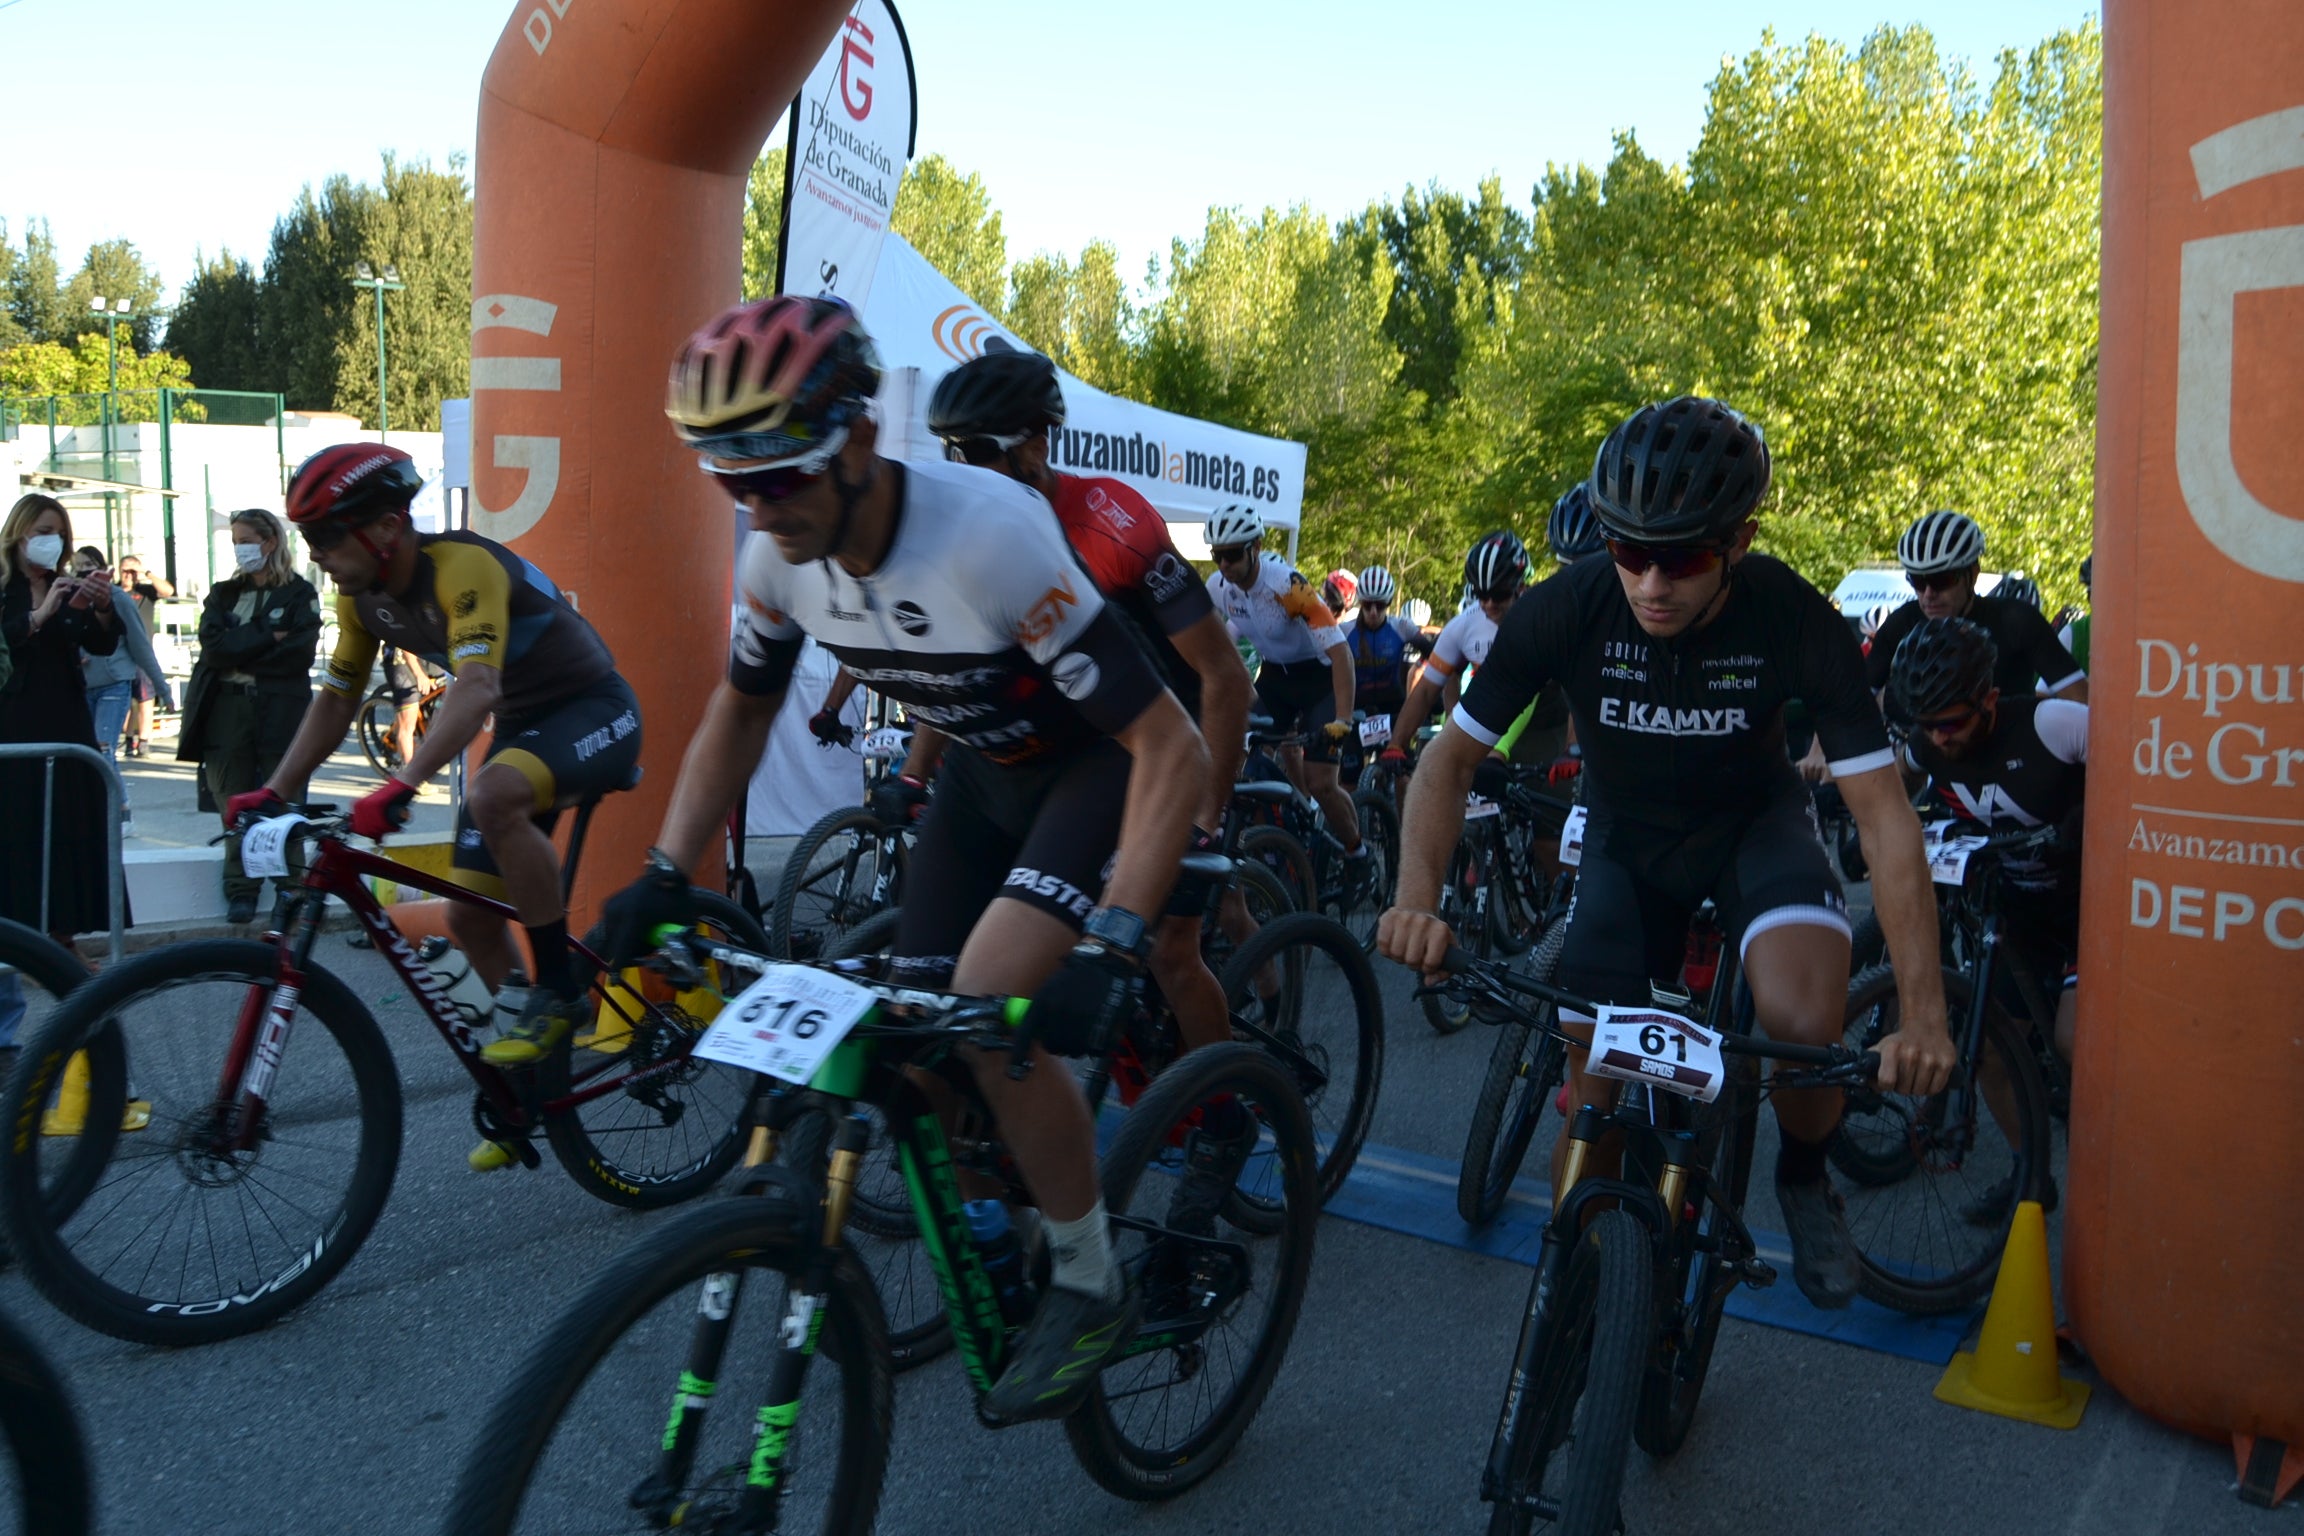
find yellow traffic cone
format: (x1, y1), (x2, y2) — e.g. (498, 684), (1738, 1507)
(575, 970), (640, 1054)
(1934, 1199), (2091, 1428)
(39, 1052), (151, 1136)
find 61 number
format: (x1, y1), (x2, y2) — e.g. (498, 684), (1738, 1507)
(1638, 1023), (1690, 1063)
(739, 993), (829, 1040)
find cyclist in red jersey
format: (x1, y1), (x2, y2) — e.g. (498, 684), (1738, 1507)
(926, 348), (1255, 1087)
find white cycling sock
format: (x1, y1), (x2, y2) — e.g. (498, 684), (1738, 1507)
(1045, 1201), (1119, 1301)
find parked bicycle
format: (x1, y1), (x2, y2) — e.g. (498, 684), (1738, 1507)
(1428, 948), (1878, 1535)
(441, 921), (1320, 1532)
(0, 796), (765, 1345)
(356, 669), (447, 776)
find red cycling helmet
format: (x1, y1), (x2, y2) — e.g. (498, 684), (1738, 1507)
(287, 443), (423, 529)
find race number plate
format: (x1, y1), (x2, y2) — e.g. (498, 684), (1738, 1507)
(1586, 1005), (1725, 1102)
(1464, 795), (1501, 820)
(695, 965), (875, 1084)
(858, 726), (911, 760)
(240, 814), (310, 879)
(1927, 834), (1990, 886)
(1359, 714), (1392, 748)
(1558, 805), (1588, 868)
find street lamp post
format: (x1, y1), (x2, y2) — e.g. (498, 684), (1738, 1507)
(90, 295), (132, 556)
(351, 262), (406, 441)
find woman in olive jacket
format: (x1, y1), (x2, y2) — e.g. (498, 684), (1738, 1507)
(176, 509), (323, 925)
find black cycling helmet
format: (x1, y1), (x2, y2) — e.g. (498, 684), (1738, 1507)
(1890, 617), (1999, 721)
(926, 345), (1067, 446)
(1547, 482), (1605, 563)
(2078, 553), (2093, 588)
(1588, 396), (1771, 546)
(1995, 572), (2043, 610)
(1465, 531), (1529, 595)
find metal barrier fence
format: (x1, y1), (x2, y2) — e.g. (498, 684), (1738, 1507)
(0, 743), (127, 964)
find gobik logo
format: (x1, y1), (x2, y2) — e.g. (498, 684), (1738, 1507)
(2176, 105), (2304, 583)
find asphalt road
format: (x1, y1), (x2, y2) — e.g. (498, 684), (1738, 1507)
(0, 942), (2282, 1536)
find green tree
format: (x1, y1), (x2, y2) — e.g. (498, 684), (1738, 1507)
(259, 174), (379, 411)
(891, 154), (1007, 316)
(165, 250), (266, 393)
(328, 154), (474, 433)
(0, 225), (23, 351)
(5, 220), (68, 346)
(0, 333), (196, 421)
(741, 144), (789, 299)
(61, 239), (167, 350)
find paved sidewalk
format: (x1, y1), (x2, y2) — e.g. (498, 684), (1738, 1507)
(119, 711), (455, 853)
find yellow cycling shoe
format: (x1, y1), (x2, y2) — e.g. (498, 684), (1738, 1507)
(468, 1139), (522, 1172)
(480, 988), (585, 1067)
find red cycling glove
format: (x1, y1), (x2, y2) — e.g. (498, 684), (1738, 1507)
(1546, 755), (1584, 785)
(223, 786), (286, 830)
(351, 779), (418, 840)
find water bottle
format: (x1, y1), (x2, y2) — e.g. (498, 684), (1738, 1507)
(491, 967), (532, 1038)
(963, 1199), (1036, 1329)
(427, 948), (498, 1030)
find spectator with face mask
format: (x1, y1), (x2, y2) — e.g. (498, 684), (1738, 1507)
(73, 546), (177, 780)
(0, 496), (124, 969)
(175, 509), (323, 925)
(114, 553), (174, 757)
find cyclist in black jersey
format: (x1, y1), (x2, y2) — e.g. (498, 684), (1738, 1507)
(603, 297), (1208, 1419)
(229, 445), (642, 1123)
(1379, 397), (1956, 1309)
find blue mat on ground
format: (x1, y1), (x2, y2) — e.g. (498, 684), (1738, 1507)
(1326, 1139), (1980, 1367)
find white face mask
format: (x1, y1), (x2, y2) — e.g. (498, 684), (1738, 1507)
(23, 533), (64, 571)
(233, 542), (267, 574)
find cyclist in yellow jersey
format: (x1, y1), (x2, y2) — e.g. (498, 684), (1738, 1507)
(225, 446), (642, 1143)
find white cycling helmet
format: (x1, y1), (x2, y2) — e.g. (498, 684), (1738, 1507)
(1898, 509), (1985, 576)
(1203, 503), (1266, 550)
(1862, 600), (1897, 635)
(1357, 565), (1397, 604)
(1402, 597), (1432, 627)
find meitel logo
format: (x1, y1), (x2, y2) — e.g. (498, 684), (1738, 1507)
(931, 306), (1004, 363)
(837, 15), (877, 121)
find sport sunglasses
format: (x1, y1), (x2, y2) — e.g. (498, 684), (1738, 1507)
(1907, 568), (1973, 594)
(939, 429), (1036, 467)
(703, 433), (845, 504)
(1604, 537), (1730, 580)
(1212, 544), (1257, 565)
(1914, 703), (1985, 737)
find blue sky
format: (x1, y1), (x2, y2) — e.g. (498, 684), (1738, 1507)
(0, 0), (2098, 303)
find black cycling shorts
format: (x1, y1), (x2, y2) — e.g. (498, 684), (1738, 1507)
(1254, 658), (1343, 764)
(452, 675), (644, 895)
(891, 739), (1130, 987)
(1555, 788), (1847, 1018)
(386, 653), (424, 706)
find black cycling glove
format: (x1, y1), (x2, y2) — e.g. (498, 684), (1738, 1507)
(1023, 913), (1149, 1058)
(870, 773), (930, 828)
(1471, 755), (1511, 802)
(808, 709), (855, 748)
(599, 851), (698, 968)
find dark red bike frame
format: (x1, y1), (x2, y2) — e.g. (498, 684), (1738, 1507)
(212, 826), (696, 1155)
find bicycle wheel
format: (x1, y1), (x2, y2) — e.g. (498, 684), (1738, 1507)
(1833, 964), (2050, 1315)
(1634, 1050), (1758, 1457)
(1215, 912), (1384, 1220)
(442, 1196), (891, 1536)
(543, 890), (765, 1209)
(0, 940), (402, 1345)
(1489, 1207), (1650, 1536)
(0, 1308), (93, 1535)
(1457, 918), (1569, 1227)
(1198, 858), (1293, 981)
(1340, 788), (1399, 949)
(1422, 837), (1485, 1034)
(356, 684), (403, 775)
(0, 919), (96, 1264)
(769, 808), (902, 962)
(1066, 1042), (1317, 1500)
(1239, 825), (1317, 919)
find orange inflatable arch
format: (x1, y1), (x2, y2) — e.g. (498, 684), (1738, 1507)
(2075, 0), (2303, 1497)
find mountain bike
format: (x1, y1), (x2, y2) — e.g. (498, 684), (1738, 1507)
(0, 1307), (93, 1534)
(1428, 948), (1878, 1535)
(765, 725), (918, 961)
(1832, 823), (2056, 1313)
(442, 927), (1320, 1533)
(1235, 718), (1396, 950)
(0, 798), (763, 1346)
(357, 670), (448, 776)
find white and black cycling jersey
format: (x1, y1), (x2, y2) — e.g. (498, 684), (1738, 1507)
(729, 458), (1165, 765)
(1458, 553), (1894, 850)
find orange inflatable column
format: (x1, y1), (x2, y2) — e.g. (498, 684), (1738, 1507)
(2072, 0), (2304, 1470)
(468, 0), (853, 926)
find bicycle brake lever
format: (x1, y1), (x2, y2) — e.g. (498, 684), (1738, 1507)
(1005, 1006), (1042, 1082)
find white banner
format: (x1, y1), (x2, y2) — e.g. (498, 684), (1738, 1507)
(862, 236), (1309, 530)
(780, 0), (917, 311)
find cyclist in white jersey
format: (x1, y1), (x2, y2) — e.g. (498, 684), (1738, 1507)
(1384, 530), (1527, 758)
(602, 297), (1208, 1420)
(1203, 503), (1368, 865)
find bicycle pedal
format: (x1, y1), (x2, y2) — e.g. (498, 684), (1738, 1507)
(1739, 1258), (1777, 1290)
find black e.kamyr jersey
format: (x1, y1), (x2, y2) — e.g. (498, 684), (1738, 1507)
(729, 458), (1166, 766)
(1458, 554), (1894, 844)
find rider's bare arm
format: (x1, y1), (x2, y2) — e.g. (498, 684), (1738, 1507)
(1101, 688), (1211, 920)
(1379, 717), (1487, 975)
(1170, 611), (1251, 828)
(1839, 762), (1955, 1094)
